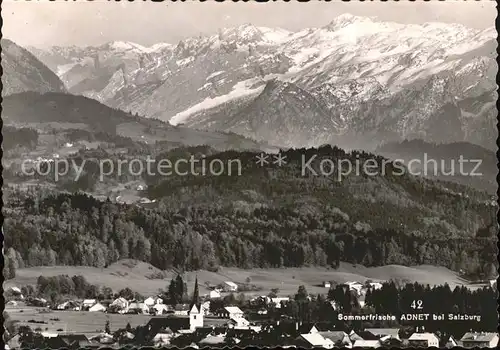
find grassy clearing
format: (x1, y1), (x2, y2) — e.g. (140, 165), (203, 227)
(5, 305), (150, 337)
(5, 260), (483, 299)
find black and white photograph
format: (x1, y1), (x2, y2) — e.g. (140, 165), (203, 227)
(2, 0), (498, 348)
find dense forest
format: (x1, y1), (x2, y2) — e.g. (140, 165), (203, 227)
(3, 146), (497, 280)
(376, 139), (497, 193)
(3, 126), (39, 151)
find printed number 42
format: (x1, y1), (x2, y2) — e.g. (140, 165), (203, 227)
(411, 300), (423, 309)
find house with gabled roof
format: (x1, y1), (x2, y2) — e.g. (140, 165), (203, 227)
(223, 281), (238, 292)
(81, 299), (97, 311)
(58, 334), (91, 348)
(145, 296), (163, 306)
(199, 334), (227, 347)
(217, 306), (244, 319)
(295, 333), (335, 349)
(442, 335), (458, 348)
(89, 302), (106, 312)
(319, 331), (352, 348)
(127, 302), (149, 314)
(153, 303), (169, 315)
(353, 339), (382, 348)
(408, 332), (440, 347)
(365, 328), (401, 341)
(209, 290), (221, 299)
(110, 297), (129, 309)
(460, 332), (499, 348)
(152, 327), (174, 346)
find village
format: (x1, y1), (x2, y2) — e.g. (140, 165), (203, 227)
(4, 276), (499, 349)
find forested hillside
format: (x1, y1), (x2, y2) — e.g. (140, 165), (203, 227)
(376, 139), (498, 193)
(3, 146), (497, 281)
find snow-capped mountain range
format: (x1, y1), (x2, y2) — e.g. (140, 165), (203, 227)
(27, 14), (497, 150)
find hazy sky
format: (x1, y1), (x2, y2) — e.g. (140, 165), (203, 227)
(3, 0), (497, 48)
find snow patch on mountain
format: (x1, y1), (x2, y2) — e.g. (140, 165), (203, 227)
(206, 71), (225, 80)
(144, 42), (174, 53)
(57, 62), (78, 76)
(258, 27), (293, 44)
(169, 78), (265, 125)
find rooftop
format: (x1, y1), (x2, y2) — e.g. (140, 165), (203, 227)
(460, 332), (498, 342)
(300, 333), (334, 347)
(408, 332), (439, 341)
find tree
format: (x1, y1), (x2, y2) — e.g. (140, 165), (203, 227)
(102, 287), (113, 300)
(3, 255), (15, 280)
(268, 288), (279, 298)
(118, 288), (134, 300)
(237, 293), (246, 306)
(295, 285), (308, 301)
(167, 274), (185, 305)
(126, 322), (132, 332)
(105, 320), (111, 334)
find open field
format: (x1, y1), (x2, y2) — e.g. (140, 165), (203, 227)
(4, 305), (151, 337)
(5, 259), (485, 299)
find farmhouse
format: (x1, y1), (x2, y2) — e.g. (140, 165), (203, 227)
(365, 328), (401, 341)
(153, 304), (170, 315)
(199, 335), (226, 347)
(6, 335), (20, 350)
(209, 290), (221, 299)
(173, 304), (191, 316)
(58, 334), (92, 348)
(367, 282), (383, 290)
(144, 296), (163, 306)
(28, 297), (48, 307)
(270, 297), (290, 308)
(408, 332), (440, 347)
(323, 281), (331, 288)
(200, 301), (211, 315)
(82, 299), (97, 310)
(56, 300), (80, 311)
(318, 331), (352, 347)
(344, 281), (363, 294)
(443, 336), (458, 348)
(223, 281), (238, 292)
(225, 306), (244, 319)
(353, 339), (382, 348)
(229, 316), (250, 328)
(127, 302), (149, 314)
(460, 332), (499, 348)
(89, 302), (107, 312)
(295, 333), (334, 349)
(152, 329), (174, 347)
(8, 287), (23, 298)
(111, 297), (129, 309)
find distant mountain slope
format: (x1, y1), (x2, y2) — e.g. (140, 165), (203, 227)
(376, 139), (498, 193)
(2, 91), (276, 152)
(1, 38), (65, 96)
(29, 16), (497, 150)
(182, 79), (343, 147)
